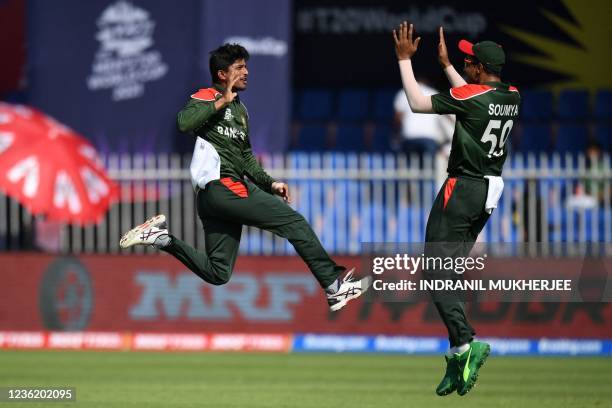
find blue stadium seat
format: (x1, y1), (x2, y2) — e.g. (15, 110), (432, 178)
(372, 89), (397, 121)
(520, 90), (553, 121)
(292, 125), (328, 151)
(594, 89), (612, 121)
(337, 89), (369, 121)
(296, 89), (333, 120)
(594, 124), (612, 152)
(334, 124), (365, 152)
(555, 124), (588, 154)
(371, 124), (393, 152)
(518, 123), (551, 153)
(558, 89), (589, 121)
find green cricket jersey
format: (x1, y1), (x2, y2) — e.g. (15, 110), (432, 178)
(431, 81), (521, 177)
(177, 84), (275, 193)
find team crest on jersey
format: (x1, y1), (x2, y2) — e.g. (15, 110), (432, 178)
(223, 108), (233, 121)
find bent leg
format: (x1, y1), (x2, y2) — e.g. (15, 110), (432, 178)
(161, 186), (243, 286)
(162, 218), (241, 286)
(204, 180), (344, 288)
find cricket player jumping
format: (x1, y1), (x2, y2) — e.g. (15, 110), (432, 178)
(393, 23), (520, 395)
(120, 43), (371, 312)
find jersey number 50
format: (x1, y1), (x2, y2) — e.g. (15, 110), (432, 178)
(481, 119), (513, 158)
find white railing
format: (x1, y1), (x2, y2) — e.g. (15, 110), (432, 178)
(0, 152), (610, 256)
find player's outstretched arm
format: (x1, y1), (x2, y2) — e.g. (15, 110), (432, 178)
(393, 22), (434, 113)
(438, 26), (467, 88)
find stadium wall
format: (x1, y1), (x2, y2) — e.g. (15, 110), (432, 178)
(1, 254), (610, 339)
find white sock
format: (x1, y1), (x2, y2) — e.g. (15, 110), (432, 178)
(153, 233), (171, 248)
(454, 343), (470, 355)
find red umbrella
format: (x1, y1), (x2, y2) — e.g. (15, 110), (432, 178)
(0, 102), (118, 225)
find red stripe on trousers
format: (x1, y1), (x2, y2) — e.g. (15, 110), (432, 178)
(220, 177), (248, 198)
(443, 177), (457, 209)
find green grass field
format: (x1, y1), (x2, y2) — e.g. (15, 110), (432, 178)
(1, 351), (611, 407)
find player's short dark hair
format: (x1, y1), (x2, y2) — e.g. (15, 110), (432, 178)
(209, 43), (250, 84)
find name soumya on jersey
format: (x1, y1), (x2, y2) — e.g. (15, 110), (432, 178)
(431, 81), (521, 177)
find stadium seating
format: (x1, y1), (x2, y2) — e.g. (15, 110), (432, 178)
(372, 89), (397, 121)
(336, 89), (369, 121)
(293, 87), (612, 154)
(594, 124), (612, 151)
(292, 124), (328, 151)
(555, 124), (588, 154)
(520, 90), (554, 121)
(296, 89), (334, 120)
(557, 89), (589, 121)
(518, 123), (551, 153)
(371, 124), (393, 152)
(594, 89), (612, 121)
(333, 124), (365, 152)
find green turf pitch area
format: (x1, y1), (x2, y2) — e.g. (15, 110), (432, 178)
(1, 351), (611, 408)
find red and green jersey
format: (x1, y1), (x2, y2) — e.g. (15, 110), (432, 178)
(431, 81), (521, 177)
(177, 84), (275, 193)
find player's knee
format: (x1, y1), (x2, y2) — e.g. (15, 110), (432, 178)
(208, 261), (232, 285)
(208, 273), (230, 286)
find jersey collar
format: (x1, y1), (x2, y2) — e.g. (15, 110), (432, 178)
(483, 81), (510, 90)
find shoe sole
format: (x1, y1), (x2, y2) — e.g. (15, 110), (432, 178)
(119, 214), (166, 249)
(329, 276), (373, 312)
(436, 385), (457, 396)
(458, 344), (491, 396)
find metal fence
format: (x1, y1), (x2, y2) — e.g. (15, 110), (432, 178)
(1, 152), (610, 256)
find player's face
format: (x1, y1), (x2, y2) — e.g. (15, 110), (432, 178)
(227, 59), (249, 91)
(463, 57), (480, 84)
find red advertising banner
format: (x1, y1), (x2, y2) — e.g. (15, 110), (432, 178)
(0, 254), (610, 338)
(0, 331), (292, 352)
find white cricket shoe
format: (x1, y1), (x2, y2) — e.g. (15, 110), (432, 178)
(327, 268), (373, 312)
(119, 214), (169, 249)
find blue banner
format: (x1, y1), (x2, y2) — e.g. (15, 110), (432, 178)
(27, 0), (200, 153)
(199, 0), (292, 152)
(292, 334), (612, 356)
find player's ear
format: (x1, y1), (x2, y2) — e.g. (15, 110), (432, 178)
(217, 69), (228, 82)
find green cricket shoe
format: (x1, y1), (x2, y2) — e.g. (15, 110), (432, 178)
(435, 355), (460, 396)
(456, 341), (491, 396)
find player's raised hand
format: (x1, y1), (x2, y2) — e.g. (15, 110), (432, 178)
(393, 22), (421, 60)
(222, 71), (240, 104)
(271, 181), (292, 203)
(438, 26), (451, 68)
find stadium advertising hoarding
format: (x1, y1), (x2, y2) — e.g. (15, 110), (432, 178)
(26, 0), (291, 153)
(1, 253), (610, 339)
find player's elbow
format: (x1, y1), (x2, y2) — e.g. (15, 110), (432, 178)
(177, 114), (193, 133)
(408, 96), (433, 114)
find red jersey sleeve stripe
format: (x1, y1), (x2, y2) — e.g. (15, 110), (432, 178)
(509, 86), (519, 93)
(191, 88), (221, 102)
(450, 84), (494, 100)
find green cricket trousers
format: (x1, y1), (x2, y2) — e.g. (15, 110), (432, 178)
(425, 175), (491, 347)
(161, 177), (344, 288)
